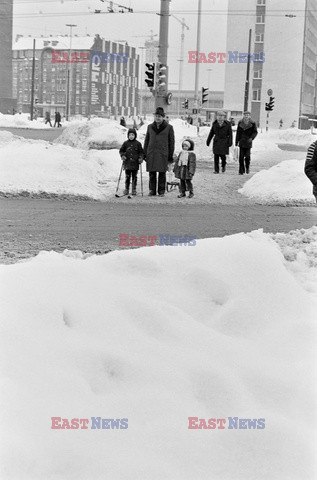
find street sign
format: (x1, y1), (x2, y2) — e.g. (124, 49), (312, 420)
(267, 89), (273, 96)
(192, 108), (198, 114)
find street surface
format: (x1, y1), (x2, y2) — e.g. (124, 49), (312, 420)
(0, 126), (316, 263)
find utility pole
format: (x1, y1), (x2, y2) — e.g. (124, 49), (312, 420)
(243, 29), (252, 113)
(66, 23), (76, 121)
(156, 0), (170, 109)
(172, 15), (189, 116)
(193, 0), (202, 123)
(30, 39), (36, 121)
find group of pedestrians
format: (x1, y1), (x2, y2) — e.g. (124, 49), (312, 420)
(45, 111), (62, 127)
(206, 110), (258, 175)
(118, 107), (260, 198)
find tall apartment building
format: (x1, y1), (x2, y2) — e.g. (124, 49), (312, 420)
(13, 34), (139, 117)
(224, 0), (317, 129)
(0, 0), (15, 113)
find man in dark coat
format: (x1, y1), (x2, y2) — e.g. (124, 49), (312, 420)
(143, 107), (175, 197)
(235, 111), (258, 175)
(304, 140), (317, 203)
(206, 111), (233, 173)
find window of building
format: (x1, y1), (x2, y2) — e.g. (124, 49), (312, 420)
(253, 69), (262, 79)
(255, 33), (264, 42)
(257, 0), (266, 4)
(252, 89), (261, 101)
(256, 15), (265, 23)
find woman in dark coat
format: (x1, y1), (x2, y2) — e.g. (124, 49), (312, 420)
(206, 111), (233, 173)
(143, 107), (175, 196)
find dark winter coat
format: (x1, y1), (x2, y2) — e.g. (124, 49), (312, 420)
(235, 119), (258, 148)
(304, 141), (317, 198)
(206, 120), (233, 155)
(143, 120), (175, 172)
(173, 152), (196, 180)
(119, 128), (144, 171)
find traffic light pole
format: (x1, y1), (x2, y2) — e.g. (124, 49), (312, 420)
(243, 29), (252, 113)
(156, 0), (170, 108)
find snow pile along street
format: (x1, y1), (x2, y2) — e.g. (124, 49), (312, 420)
(0, 134), (121, 199)
(239, 159), (316, 205)
(0, 229), (316, 480)
(55, 118), (128, 150)
(0, 112), (53, 129)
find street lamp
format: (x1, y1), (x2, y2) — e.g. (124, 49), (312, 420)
(66, 23), (77, 121)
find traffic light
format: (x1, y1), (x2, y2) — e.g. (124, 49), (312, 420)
(265, 96), (275, 111)
(156, 63), (167, 91)
(145, 63), (155, 89)
(181, 100), (185, 109)
(201, 87), (209, 104)
(35, 98), (39, 104)
(184, 98), (189, 109)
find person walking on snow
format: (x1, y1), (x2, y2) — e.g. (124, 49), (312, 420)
(206, 111), (233, 173)
(304, 140), (317, 203)
(119, 128), (144, 196)
(45, 111), (52, 127)
(173, 139), (196, 198)
(143, 107), (175, 197)
(235, 111), (258, 175)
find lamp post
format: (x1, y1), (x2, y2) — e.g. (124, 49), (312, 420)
(65, 23), (77, 121)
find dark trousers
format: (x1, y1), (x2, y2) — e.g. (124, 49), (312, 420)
(149, 171), (166, 195)
(45, 119), (52, 127)
(180, 179), (193, 194)
(214, 154), (226, 173)
(239, 147), (251, 174)
(125, 170), (137, 192)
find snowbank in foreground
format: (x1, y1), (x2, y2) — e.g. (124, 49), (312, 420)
(0, 229), (316, 480)
(0, 135), (121, 199)
(239, 159), (316, 205)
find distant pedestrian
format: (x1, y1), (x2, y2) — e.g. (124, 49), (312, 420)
(143, 107), (175, 197)
(45, 111), (52, 127)
(120, 116), (126, 128)
(173, 139), (196, 198)
(235, 111), (258, 175)
(206, 110), (233, 173)
(304, 140), (317, 203)
(119, 128), (144, 196)
(54, 111), (62, 127)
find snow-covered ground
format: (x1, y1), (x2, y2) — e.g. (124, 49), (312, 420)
(0, 112), (55, 129)
(0, 131), (120, 199)
(0, 227), (316, 480)
(0, 118), (316, 204)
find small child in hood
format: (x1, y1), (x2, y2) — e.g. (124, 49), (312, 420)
(173, 139), (196, 198)
(119, 128), (144, 195)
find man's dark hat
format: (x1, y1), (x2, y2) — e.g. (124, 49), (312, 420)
(153, 107), (165, 117)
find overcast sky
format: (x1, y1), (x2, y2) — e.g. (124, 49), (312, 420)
(13, 0), (229, 91)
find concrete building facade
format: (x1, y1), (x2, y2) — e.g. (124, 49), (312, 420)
(224, 0), (317, 129)
(12, 34), (139, 118)
(0, 0), (15, 113)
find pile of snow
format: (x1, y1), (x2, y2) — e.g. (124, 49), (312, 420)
(0, 229), (316, 479)
(0, 135), (121, 199)
(276, 127), (314, 147)
(56, 118), (128, 150)
(271, 226), (317, 298)
(239, 159), (315, 205)
(0, 112), (53, 129)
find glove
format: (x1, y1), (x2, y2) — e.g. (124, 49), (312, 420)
(138, 157), (143, 164)
(247, 138), (252, 145)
